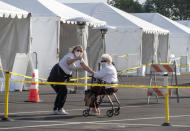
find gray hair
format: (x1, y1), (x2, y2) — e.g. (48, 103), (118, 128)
(101, 54), (112, 63)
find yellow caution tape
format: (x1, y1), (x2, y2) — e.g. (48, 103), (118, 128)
(70, 77), (92, 81)
(155, 63), (174, 65)
(118, 63), (152, 74)
(9, 72), (48, 81)
(0, 67), (32, 79)
(181, 72), (190, 74)
(9, 80), (190, 89)
(116, 55), (128, 59)
(9, 72), (32, 79)
(111, 54), (128, 59)
(179, 64), (190, 67)
(117, 65), (143, 74)
(153, 63), (190, 67)
(0, 67), (8, 72)
(176, 57), (181, 60)
(0, 67), (48, 81)
(167, 86), (190, 89)
(10, 80), (163, 88)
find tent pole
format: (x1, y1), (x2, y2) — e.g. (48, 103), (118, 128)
(100, 28), (108, 54)
(77, 22), (88, 93)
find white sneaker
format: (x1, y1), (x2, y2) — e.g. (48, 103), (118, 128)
(53, 110), (58, 114)
(57, 109), (69, 115)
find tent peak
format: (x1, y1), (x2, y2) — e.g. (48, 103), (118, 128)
(38, 0), (106, 27)
(1, 0), (56, 17)
(67, 3), (169, 35)
(134, 13), (190, 35)
(0, 1), (30, 19)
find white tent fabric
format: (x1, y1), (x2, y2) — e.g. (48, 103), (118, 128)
(133, 13), (190, 72)
(177, 20), (190, 28)
(0, 1), (30, 71)
(1, 0), (60, 79)
(31, 17), (59, 77)
(38, 0), (106, 26)
(67, 3), (168, 34)
(87, 28), (104, 71)
(0, 1), (30, 91)
(0, 1), (28, 18)
(67, 3), (169, 75)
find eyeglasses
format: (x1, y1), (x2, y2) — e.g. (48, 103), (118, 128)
(76, 50), (83, 52)
(101, 60), (107, 62)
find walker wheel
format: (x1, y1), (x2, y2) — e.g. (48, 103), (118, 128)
(114, 108), (120, 116)
(83, 109), (89, 117)
(106, 110), (113, 117)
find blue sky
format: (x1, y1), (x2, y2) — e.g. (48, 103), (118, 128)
(59, 0), (145, 4)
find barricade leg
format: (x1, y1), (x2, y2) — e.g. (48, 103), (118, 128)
(162, 92), (171, 126)
(2, 72), (12, 121)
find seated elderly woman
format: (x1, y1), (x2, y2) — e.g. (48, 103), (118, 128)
(89, 54), (118, 115)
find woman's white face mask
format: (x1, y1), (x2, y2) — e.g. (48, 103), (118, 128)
(101, 62), (107, 68)
(75, 51), (80, 57)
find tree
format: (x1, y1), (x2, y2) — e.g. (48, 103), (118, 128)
(108, 0), (190, 20)
(143, 0), (190, 20)
(107, 0), (144, 13)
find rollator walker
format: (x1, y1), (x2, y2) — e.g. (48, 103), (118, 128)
(83, 77), (120, 117)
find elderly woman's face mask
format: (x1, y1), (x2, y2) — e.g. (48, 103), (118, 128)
(101, 60), (107, 68)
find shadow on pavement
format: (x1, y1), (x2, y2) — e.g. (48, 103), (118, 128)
(13, 114), (83, 121)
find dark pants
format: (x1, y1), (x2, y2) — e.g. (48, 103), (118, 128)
(52, 85), (67, 110)
(89, 86), (118, 108)
(48, 64), (71, 110)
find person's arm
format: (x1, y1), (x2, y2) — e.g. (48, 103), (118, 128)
(67, 56), (82, 65)
(94, 68), (107, 79)
(80, 62), (94, 74)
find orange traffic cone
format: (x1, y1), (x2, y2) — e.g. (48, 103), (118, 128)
(26, 71), (40, 102)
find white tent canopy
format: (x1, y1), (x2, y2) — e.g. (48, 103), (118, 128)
(133, 13), (190, 37)
(134, 13), (190, 72)
(38, 0), (106, 26)
(177, 20), (190, 28)
(0, 1), (29, 18)
(67, 3), (169, 75)
(1, 0), (105, 26)
(67, 3), (168, 34)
